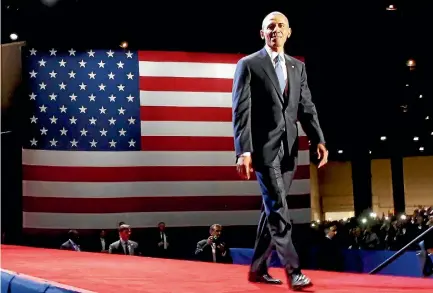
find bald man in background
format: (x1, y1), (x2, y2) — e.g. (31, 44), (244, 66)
(232, 11), (328, 290)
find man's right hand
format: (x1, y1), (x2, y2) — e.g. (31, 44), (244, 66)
(236, 155), (253, 180)
(207, 236), (214, 245)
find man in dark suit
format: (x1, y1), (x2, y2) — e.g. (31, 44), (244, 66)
(60, 230), (81, 251)
(108, 224), (139, 255)
(195, 224), (233, 264)
(232, 11), (328, 290)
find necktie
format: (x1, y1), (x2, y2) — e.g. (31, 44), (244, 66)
(124, 241), (130, 255)
(274, 55), (285, 93)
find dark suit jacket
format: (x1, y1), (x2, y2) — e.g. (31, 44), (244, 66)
(60, 240), (80, 251)
(195, 239), (233, 264)
(232, 48), (325, 166)
(108, 239), (139, 255)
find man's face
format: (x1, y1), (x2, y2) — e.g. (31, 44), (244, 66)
(212, 227), (222, 237)
(158, 223), (165, 231)
(120, 229), (131, 240)
(260, 13), (291, 50)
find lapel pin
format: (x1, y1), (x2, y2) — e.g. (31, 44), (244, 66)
(291, 65), (294, 68)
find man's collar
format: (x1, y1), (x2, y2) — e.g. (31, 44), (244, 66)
(264, 45), (285, 62)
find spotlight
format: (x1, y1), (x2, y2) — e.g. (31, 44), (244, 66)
(337, 149), (343, 154)
(386, 5), (397, 11)
(380, 136), (387, 141)
(10, 33), (18, 41)
(120, 41), (128, 49)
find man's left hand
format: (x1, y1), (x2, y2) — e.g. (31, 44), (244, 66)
(317, 143), (328, 168)
(217, 243), (225, 252)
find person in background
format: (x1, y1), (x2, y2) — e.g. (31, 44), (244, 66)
(195, 224), (232, 264)
(109, 224), (139, 255)
(155, 222), (170, 258)
(60, 230), (81, 251)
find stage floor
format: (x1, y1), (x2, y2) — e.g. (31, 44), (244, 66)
(1, 245), (432, 293)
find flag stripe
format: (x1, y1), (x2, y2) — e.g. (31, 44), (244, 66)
(22, 209), (312, 229)
(139, 91), (232, 108)
(140, 77), (233, 92)
(138, 51), (248, 63)
(22, 149), (311, 167)
(23, 165), (311, 182)
(22, 180), (310, 198)
(140, 106), (232, 122)
(23, 194), (311, 213)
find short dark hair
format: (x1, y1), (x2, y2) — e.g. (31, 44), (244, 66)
(209, 224), (222, 234)
(118, 224), (131, 232)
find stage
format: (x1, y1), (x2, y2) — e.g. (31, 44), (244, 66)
(1, 245), (432, 293)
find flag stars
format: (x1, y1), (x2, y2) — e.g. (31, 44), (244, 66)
(108, 72), (115, 79)
(79, 106), (87, 113)
(30, 115), (38, 123)
(80, 128), (88, 136)
(49, 115), (58, 124)
(40, 127), (48, 135)
(79, 82), (87, 90)
(49, 48), (57, 56)
(128, 139), (136, 147)
(90, 139), (98, 147)
(60, 127), (68, 136)
(29, 70), (37, 78)
(125, 51), (133, 58)
(117, 61), (124, 68)
(128, 117), (136, 124)
(49, 93), (57, 100)
(39, 105), (47, 112)
(119, 128), (126, 136)
(117, 84), (125, 91)
(98, 83), (106, 91)
(126, 72), (134, 80)
(59, 82), (67, 90)
(118, 107), (126, 115)
(68, 71), (76, 78)
(69, 116), (77, 124)
(98, 61), (105, 68)
(126, 94), (134, 102)
(70, 139), (78, 147)
(29, 48), (37, 55)
(39, 82), (47, 90)
(109, 140), (117, 148)
(69, 93), (77, 101)
(89, 117), (97, 125)
(49, 70), (57, 78)
(49, 138), (58, 147)
(99, 106), (107, 114)
(100, 129), (108, 136)
(107, 50), (114, 57)
(38, 59), (46, 67)
(79, 60), (87, 67)
(108, 117), (116, 125)
(30, 138), (37, 146)
(88, 94), (96, 101)
(108, 94), (116, 102)
(59, 59), (67, 67)
(87, 50), (95, 57)
(68, 48), (76, 56)
(88, 71), (96, 79)
(59, 105), (67, 113)
(29, 93), (37, 100)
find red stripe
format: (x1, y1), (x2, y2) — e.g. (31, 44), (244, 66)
(140, 77), (233, 92)
(23, 194), (310, 213)
(22, 165), (310, 182)
(141, 136), (234, 151)
(138, 50), (305, 64)
(141, 135), (310, 151)
(138, 51), (244, 64)
(140, 106), (232, 122)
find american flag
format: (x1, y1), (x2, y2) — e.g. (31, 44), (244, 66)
(22, 48), (311, 232)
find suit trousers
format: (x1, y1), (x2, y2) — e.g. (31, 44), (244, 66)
(250, 139), (300, 275)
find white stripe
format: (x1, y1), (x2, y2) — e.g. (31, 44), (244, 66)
(23, 208), (312, 228)
(140, 91), (232, 108)
(140, 121), (307, 137)
(22, 149), (310, 167)
(23, 179), (310, 198)
(139, 61), (236, 79)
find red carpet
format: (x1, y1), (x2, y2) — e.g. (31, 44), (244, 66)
(1, 245), (432, 292)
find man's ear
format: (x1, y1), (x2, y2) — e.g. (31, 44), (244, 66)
(260, 30), (265, 40)
(287, 27), (292, 39)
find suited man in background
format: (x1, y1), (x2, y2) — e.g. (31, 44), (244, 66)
(195, 224), (232, 264)
(60, 230), (81, 251)
(232, 11), (328, 290)
(109, 224), (139, 255)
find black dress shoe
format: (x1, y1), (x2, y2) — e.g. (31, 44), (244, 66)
(248, 272), (283, 284)
(289, 273), (312, 291)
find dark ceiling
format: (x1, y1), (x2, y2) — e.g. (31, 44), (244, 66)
(2, 0), (433, 160)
